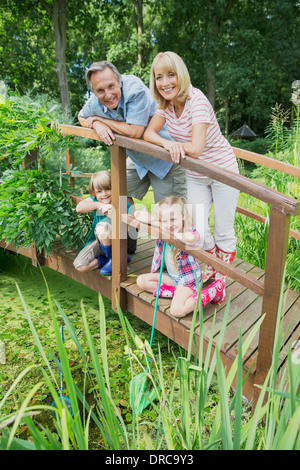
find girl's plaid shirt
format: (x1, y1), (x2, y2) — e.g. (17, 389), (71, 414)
(150, 228), (203, 287)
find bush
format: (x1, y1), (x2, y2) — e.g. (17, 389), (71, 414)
(0, 169), (90, 255)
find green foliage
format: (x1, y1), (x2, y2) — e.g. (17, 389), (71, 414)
(1, 0), (300, 132)
(0, 169), (90, 255)
(0, 87), (73, 170)
(228, 137), (269, 157)
(0, 280), (299, 450)
(0, 87), (92, 255)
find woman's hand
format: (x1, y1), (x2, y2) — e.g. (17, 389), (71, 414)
(163, 141), (185, 163)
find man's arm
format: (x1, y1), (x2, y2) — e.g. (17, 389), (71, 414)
(90, 116), (145, 139)
(78, 113), (116, 145)
(78, 113), (144, 144)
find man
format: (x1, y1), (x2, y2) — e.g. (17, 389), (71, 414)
(78, 61), (187, 205)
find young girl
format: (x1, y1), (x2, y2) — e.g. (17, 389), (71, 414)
(144, 51), (240, 303)
(135, 196), (225, 318)
(73, 170), (131, 275)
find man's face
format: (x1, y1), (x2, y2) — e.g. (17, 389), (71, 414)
(90, 67), (122, 110)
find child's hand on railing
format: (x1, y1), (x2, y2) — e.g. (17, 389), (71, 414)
(134, 209), (151, 224)
(97, 203), (113, 216)
(134, 209), (160, 227)
(174, 231), (196, 245)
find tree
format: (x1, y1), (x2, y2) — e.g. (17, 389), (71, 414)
(39, 0), (70, 115)
(152, 0), (300, 135)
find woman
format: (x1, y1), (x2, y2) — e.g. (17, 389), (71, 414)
(144, 51), (240, 300)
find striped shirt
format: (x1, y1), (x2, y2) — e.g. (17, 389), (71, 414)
(156, 85), (239, 177)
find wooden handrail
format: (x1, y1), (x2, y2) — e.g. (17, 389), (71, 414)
(232, 146), (300, 179)
(58, 124), (300, 217)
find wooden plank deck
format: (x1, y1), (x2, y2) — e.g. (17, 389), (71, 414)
(1, 234), (299, 403)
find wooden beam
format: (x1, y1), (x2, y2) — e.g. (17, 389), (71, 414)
(110, 145), (128, 312)
(254, 207), (291, 401)
(0, 240), (111, 296)
(31, 242), (45, 267)
(232, 146), (300, 179)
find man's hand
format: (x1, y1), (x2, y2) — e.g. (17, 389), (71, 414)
(92, 120), (115, 145)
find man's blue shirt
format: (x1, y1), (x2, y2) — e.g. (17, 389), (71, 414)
(79, 75), (173, 179)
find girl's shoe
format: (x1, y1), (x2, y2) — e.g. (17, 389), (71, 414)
(213, 248), (236, 301)
(191, 279), (226, 307)
(153, 283), (176, 298)
(210, 279), (226, 304)
(202, 245), (217, 283)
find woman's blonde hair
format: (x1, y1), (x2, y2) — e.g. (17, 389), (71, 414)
(153, 196), (193, 265)
(89, 170), (111, 197)
(150, 51), (191, 109)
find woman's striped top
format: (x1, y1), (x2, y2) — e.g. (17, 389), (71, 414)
(155, 85), (239, 177)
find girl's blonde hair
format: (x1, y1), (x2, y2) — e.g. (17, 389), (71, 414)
(150, 51), (191, 110)
(153, 196), (193, 265)
(89, 170), (111, 197)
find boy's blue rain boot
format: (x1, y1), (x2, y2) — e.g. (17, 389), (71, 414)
(100, 245), (131, 275)
(100, 244), (112, 275)
(101, 255), (131, 275)
(97, 255), (107, 269)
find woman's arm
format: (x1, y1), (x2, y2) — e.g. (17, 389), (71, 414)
(181, 122), (208, 158)
(144, 114), (185, 163)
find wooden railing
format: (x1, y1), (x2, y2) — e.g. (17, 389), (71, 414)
(31, 124), (300, 397)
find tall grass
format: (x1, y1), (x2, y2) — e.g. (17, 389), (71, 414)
(0, 277), (299, 450)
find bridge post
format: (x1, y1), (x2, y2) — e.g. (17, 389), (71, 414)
(66, 148), (75, 187)
(254, 206), (291, 402)
(110, 145), (128, 313)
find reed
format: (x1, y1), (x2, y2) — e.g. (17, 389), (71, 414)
(1, 276), (299, 450)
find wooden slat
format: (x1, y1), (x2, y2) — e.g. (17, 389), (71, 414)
(65, 148), (75, 187)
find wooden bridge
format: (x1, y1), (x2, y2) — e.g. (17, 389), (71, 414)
(1, 124), (299, 404)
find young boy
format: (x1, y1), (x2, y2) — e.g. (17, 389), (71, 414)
(73, 170), (133, 275)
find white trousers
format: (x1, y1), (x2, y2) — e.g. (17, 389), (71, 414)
(187, 176), (239, 253)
